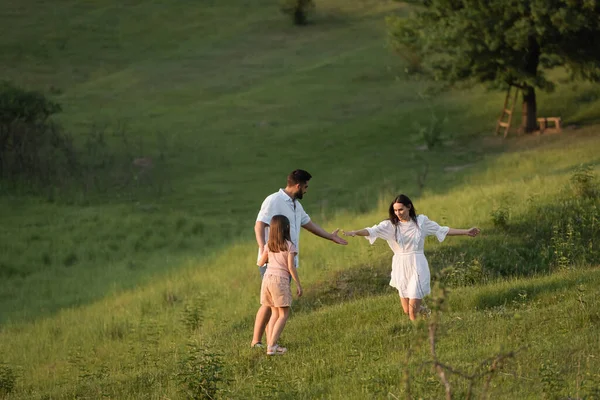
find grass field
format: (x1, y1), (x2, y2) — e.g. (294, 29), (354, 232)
(1, 0), (599, 398)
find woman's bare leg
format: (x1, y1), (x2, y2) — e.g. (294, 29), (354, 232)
(408, 298), (422, 321)
(400, 297), (410, 315)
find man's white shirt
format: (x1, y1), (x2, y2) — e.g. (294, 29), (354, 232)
(256, 189), (311, 267)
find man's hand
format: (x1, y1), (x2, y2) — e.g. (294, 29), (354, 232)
(331, 228), (348, 245)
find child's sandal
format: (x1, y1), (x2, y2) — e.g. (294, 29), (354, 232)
(266, 345), (287, 356)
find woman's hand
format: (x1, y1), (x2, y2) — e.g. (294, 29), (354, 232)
(296, 285), (303, 297)
(467, 227), (480, 237)
(331, 228), (348, 245)
(343, 230), (356, 237)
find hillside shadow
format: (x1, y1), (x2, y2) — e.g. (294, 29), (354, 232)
(2, 0), (600, 328)
(473, 268), (600, 310)
(293, 261), (392, 314)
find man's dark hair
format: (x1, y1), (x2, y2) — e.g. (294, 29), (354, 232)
(287, 169), (312, 186)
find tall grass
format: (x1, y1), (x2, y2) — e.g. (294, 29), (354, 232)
(0, 0), (599, 398)
(0, 131), (598, 398)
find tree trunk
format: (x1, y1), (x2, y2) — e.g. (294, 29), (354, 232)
(521, 29), (540, 134)
(521, 85), (537, 133)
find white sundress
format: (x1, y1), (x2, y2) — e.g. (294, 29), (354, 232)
(365, 215), (449, 299)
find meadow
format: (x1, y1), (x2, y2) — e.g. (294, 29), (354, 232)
(1, 0), (599, 398)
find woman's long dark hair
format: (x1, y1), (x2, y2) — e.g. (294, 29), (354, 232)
(388, 194), (418, 226)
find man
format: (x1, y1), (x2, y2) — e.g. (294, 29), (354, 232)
(251, 169), (348, 347)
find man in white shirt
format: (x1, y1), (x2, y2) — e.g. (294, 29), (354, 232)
(251, 169), (348, 347)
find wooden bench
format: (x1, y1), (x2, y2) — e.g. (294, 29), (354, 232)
(537, 117), (562, 134)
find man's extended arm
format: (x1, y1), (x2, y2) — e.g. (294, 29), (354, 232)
(302, 221), (348, 245)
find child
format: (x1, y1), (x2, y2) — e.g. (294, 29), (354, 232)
(256, 215), (303, 355)
(344, 194), (480, 321)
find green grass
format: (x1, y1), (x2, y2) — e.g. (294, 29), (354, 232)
(1, 0), (600, 398)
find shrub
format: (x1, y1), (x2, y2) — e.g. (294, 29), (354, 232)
(177, 341), (226, 400)
(0, 82), (170, 201)
(414, 112), (445, 150)
(490, 205), (510, 229)
(0, 362), (16, 397)
(0, 80), (61, 125)
(571, 165), (597, 199)
(280, 0), (315, 25)
(0, 81), (77, 187)
(440, 257), (485, 287)
(386, 15), (423, 74)
(182, 296), (205, 332)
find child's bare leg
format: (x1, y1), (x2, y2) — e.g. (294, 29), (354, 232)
(267, 307), (279, 345)
(267, 307), (290, 347)
(252, 305), (271, 346)
(400, 297), (410, 315)
(408, 299), (422, 321)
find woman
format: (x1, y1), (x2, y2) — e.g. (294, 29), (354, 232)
(344, 194), (480, 320)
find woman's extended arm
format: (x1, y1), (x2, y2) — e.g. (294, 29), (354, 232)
(343, 229), (370, 237)
(447, 227), (480, 237)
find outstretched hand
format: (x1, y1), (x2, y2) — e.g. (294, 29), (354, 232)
(467, 227), (481, 237)
(331, 228), (348, 245)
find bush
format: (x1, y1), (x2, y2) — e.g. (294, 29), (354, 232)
(386, 15), (423, 74)
(0, 81), (75, 186)
(280, 0), (315, 25)
(428, 183), (599, 279)
(440, 257), (485, 287)
(0, 80), (61, 125)
(0, 362), (17, 397)
(490, 206), (510, 229)
(177, 341), (226, 400)
(571, 165), (598, 199)
(0, 81), (170, 201)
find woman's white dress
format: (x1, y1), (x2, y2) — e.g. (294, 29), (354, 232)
(365, 215), (449, 299)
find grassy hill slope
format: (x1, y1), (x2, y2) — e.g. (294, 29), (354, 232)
(0, 0), (599, 398)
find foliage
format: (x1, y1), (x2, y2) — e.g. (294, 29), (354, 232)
(0, 80), (61, 125)
(571, 164), (598, 199)
(0, 0), (600, 398)
(0, 361), (16, 397)
(415, 110), (445, 151)
(490, 205), (510, 229)
(0, 81), (74, 186)
(387, 0), (600, 131)
(440, 257), (485, 287)
(182, 295), (206, 332)
(539, 360), (565, 399)
(0, 85), (169, 199)
(280, 0), (315, 25)
(177, 341), (226, 400)
(427, 186), (599, 279)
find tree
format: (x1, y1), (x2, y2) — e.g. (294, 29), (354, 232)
(387, 0), (600, 133)
(281, 0), (315, 26)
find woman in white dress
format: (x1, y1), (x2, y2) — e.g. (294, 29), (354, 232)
(344, 194), (480, 320)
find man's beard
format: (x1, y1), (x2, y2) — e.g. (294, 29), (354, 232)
(295, 191), (304, 200)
